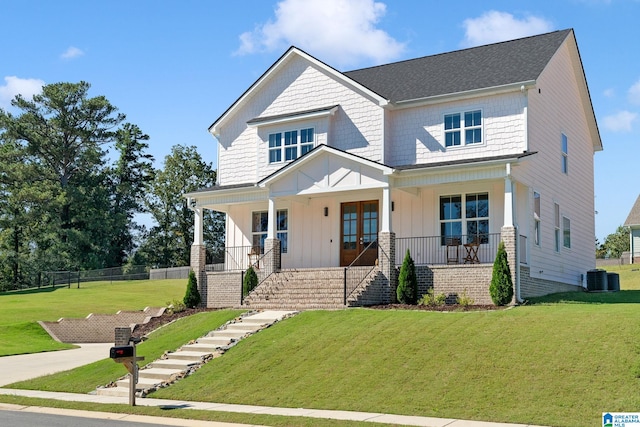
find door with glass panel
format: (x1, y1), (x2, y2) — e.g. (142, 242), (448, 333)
(340, 201), (379, 266)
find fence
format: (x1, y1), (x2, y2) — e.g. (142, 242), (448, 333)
(41, 265), (149, 288)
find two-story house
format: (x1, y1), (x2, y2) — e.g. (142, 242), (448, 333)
(187, 28), (601, 308)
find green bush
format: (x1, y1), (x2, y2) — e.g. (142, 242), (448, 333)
(183, 270), (202, 308)
(166, 299), (186, 314)
(243, 266), (258, 296)
(418, 289), (446, 306)
(490, 241), (514, 306)
(457, 290), (474, 307)
(396, 249), (418, 304)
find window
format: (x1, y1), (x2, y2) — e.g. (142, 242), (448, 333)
(444, 110), (482, 147)
(268, 128), (314, 163)
(533, 192), (541, 246)
(440, 193), (489, 245)
(252, 210), (288, 253)
(561, 133), (568, 174)
(554, 203), (560, 252)
(563, 216), (571, 249)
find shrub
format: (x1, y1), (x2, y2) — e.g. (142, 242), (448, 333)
(396, 249), (418, 304)
(166, 299), (186, 314)
(457, 290), (474, 307)
(243, 266), (258, 296)
(183, 270), (202, 308)
(418, 289), (447, 306)
(490, 241), (514, 305)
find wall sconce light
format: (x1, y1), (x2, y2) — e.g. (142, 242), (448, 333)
(324, 207), (329, 217)
(391, 201), (395, 212)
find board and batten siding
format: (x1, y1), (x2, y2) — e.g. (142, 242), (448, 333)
(385, 91), (526, 167)
(515, 40), (596, 286)
(216, 55), (384, 187)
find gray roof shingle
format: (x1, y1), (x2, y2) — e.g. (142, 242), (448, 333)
(344, 29), (572, 102)
(624, 195), (640, 227)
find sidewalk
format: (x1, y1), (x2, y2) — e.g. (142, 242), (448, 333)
(0, 388), (547, 427)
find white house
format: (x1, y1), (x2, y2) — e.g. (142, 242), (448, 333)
(624, 195), (640, 264)
(187, 29), (601, 308)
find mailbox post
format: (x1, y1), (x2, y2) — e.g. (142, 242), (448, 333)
(110, 328), (145, 406)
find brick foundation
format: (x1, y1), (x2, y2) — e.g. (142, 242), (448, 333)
(416, 265), (494, 305)
(519, 266), (583, 298)
(205, 271), (242, 308)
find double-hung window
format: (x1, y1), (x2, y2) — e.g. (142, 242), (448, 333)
(563, 216), (571, 249)
(444, 110), (482, 147)
(251, 210), (288, 254)
(268, 128), (314, 163)
(440, 193), (489, 245)
(554, 203), (561, 252)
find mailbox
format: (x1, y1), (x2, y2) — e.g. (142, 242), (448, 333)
(110, 345), (134, 359)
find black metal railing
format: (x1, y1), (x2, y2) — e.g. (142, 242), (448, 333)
(343, 238), (389, 305)
(205, 245), (262, 272)
(395, 233), (501, 266)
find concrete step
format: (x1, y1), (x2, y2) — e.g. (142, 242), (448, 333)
(196, 336), (233, 346)
(210, 329), (254, 338)
(164, 350), (212, 361)
(224, 322), (262, 331)
(149, 359), (198, 370)
(138, 367), (184, 380)
(180, 343), (226, 353)
(116, 377), (158, 390)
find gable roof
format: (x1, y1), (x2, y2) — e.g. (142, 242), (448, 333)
(344, 29), (572, 103)
(624, 195), (640, 227)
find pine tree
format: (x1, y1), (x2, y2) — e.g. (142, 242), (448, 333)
(243, 266), (258, 296)
(183, 270), (202, 308)
(490, 241), (514, 305)
(396, 249), (418, 304)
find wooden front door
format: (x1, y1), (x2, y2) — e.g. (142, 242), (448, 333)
(340, 200), (379, 266)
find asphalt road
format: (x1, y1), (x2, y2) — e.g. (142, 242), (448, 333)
(0, 410), (176, 427)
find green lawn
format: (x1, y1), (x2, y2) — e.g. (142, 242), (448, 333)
(0, 279), (187, 356)
(3, 265), (640, 427)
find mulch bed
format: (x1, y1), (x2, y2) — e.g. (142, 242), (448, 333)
(132, 307), (218, 338)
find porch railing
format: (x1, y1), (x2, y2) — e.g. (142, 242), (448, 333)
(395, 233), (501, 266)
(205, 245), (261, 272)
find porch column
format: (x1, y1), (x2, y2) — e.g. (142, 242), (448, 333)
(265, 195), (281, 271)
(190, 204), (207, 306)
(267, 197), (276, 239)
(500, 226), (517, 305)
(381, 184), (392, 232)
(378, 231), (396, 304)
(503, 165), (514, 227)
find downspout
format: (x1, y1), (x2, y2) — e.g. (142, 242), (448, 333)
(506, 163), (523, 304)
(380, 108), (386, 164)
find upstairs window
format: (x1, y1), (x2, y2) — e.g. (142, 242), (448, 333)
(268, 127), (314, 164)
(561, 133), (568, 174)
(444, 110), (482, 147)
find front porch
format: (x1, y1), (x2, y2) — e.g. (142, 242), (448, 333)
(194, 229), (523, 309)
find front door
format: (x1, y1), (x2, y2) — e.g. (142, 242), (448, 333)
(340, 200), (379, 266)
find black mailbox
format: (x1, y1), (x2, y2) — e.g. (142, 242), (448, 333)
(110, 346), (134, 359)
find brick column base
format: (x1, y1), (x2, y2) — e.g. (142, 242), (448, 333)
(264, 238), (281, 272)
(378, 231), (397, 303)
(500, 226), (517, 305)
(190, 244), (207, 307)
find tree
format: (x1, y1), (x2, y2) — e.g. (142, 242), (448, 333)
(139, 145), (223, 267)
(396, 249), (417, 304)
(183, 270), (202, 308)
(490, 241), (513, 306)
(597, 226), (630, 259)
(243, 266), (258, 296)
(0, 81), (124, 271)
(106, 124), (155, 267)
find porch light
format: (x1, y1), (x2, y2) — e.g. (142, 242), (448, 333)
(324, 207), (329, 217)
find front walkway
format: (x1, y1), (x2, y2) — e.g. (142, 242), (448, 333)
(0, 388), (548, 427)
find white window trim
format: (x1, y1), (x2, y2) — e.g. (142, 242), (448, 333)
(438, 192), (490, 245)
(251, 209), (288, 253)
(443, 109), (484, 149)
(268, 127), (315, 164)
(562, 215), (571, 249)
(533, 191), (541, 247)
(554, 202), (561, 252)
(561, 133), (568, 174)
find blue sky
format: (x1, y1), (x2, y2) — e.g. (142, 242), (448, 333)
(1, 0), (639, 242)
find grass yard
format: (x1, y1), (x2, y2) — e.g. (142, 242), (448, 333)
(0, 279), (187, 356)
(5, 309), (243, 393)
(3, 265), (640, 427)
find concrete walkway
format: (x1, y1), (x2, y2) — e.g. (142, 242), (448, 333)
(0, 388), (547, 427)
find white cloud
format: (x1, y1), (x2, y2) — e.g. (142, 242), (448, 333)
(235, 0), (405, 67)
(462, 11), (554, 47)
(628, 78), (640, 105)
(602, 110), (637, 132)
(603, 88), (615, 98)
(61, 46), (84, 59)
(0, 76), (45, 109)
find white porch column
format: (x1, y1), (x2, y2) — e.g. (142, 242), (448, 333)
(381, 184), (392, 232)
(267, 196), (276, 239)
(503, 164), (514, 227)
(193, 206), (204, 245)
